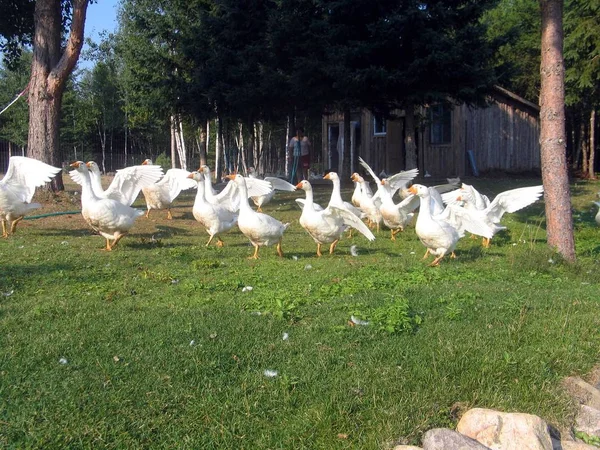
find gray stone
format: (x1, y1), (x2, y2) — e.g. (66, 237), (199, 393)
(575, 404), (600, 438)
(422, 428), (491, 449)
(563, 377), (600, 410)
(456, 408), (553, 450)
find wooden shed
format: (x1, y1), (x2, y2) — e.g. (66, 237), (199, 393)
(320, 86), (540, 178)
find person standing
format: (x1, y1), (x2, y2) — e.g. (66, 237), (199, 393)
(288, 127), (311, 183)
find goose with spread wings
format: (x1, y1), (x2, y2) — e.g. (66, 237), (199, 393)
(0, 156), (61, 237)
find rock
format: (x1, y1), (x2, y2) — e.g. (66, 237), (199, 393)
(563, 377), (600, 410)
(456, 408), (553, 450)
(393, 446), (423, 450)
(575, 404), (600, 438)
(422, 428), (491, 449)
(552, 438), (599, 450)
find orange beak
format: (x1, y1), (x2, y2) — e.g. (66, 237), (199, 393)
(226, 174), (236, 181)
(408, 185), (417, 195)
(85, 162), (92, 168)
(141, 160), (148, 165)
(323, 173), (331, 180)
(381, 179), (386, 185)
(187, 173), (194, 179)
(70, 162), (80, 168)
(295, 182), (303, 189)
(350, 173), (358, 182)
(457, 195), (462, 201)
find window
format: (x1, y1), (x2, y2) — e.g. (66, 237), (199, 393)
(429, 104), (452, 144)
(373, 115), (387, 136)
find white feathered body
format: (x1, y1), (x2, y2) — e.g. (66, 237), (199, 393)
(191, 173), (238, 237)
(141, 168), (193, 212)
(238, 208), (288, 247)
(84, 198), (144, 240)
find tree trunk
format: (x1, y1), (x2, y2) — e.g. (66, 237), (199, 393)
(198, 123), (207, 167)
(28, 0), (88, 191)
(581, 120), (589, 175)
(404, 103), (417, 169)
(215, 116), (223, 180)
(539, 0), (575, 261)
(170, 115), (177, 168)
(589, 109), (596, 179)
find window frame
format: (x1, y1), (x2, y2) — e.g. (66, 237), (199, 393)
(373, 115), (387, 136)
(429, 104), (452, 145)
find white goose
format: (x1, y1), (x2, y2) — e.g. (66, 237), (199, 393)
(379, 179), (420, 240)
(445, 183), (544, 247)
(227, 174), (289, 259)
(351, 172), (382, 231)
(75, 161), (164, 206)
(409, 184), (494, 266)
(594, 201), (600, 226)
(356, 157), (419, 238)
(70, 161), (144, 250)
(141, 159), (196, 219)
(247, 167), (297, 212)
(0, 156), (61, 237)
(200, 165), (272, 212)
(188, 171), (238, 247)
(296, 180), (375, 256)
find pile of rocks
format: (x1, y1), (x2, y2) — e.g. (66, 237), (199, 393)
(393, 376), (600, 450)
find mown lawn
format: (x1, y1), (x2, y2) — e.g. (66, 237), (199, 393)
(1, 174), (599, 449)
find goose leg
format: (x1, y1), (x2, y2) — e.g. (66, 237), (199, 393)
(482, 237), (491, 248)
(10, 216), (24, 234)
(249, 244), (260, 259)
(257, 206), (263, 213)
(429, 255), (444, 266)
(450, 252), (457, 259)
(145, 209), (151, 219)
(276, 240), (284, 258)
(104, 238), (111, 251)
(316, 243), (323, 257)
(329, 239), (339, 255)
(1, 220), (8, 238)
(216, 237), (225, 247)
(206, 235), (214, 246)
(422, 248), (430, 260)
(109, 233), (126, 251)
(166, 209), (173, 220)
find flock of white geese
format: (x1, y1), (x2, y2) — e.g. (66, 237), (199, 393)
(0, 155), (576, 265)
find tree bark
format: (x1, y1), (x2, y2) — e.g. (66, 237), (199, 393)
(539, 0), (575, 261)
(198, 123), (207, 167)
(28, 0), (88, 191)
(404, 103), (417, 169)
(589, 109), (596, 179)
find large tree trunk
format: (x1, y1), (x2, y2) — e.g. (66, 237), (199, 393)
(28, 0), (88, 191)
(539, 0), (575, 261)
(198, 123), (207, 168)
(404, 103), (417, 169)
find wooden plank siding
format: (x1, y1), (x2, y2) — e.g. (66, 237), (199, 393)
(322, 86), (540, 178)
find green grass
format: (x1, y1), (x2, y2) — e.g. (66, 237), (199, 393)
(1, 175), (600, 449)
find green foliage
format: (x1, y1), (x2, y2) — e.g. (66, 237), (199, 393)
(154, 153), (171, 172)
(575, 431), (600, 447)
(0, 51), (30, 146)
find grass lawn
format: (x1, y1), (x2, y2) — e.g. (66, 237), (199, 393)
(1, 173), (599, 449)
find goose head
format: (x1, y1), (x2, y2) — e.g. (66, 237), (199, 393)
(86, 161), (101, 174)
(323, 172), (339, 182)
(141, 159), (153, 165)
(350, 173), (364, 183)
(70, 161), (89, 173)
(296, 180), (312, 191)
(187, 171), (203, 182)
(408, 184), (429, 197)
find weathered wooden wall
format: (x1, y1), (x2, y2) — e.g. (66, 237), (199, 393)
(322, 88), (541, 179)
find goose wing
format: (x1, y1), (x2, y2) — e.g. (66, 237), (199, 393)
(438, 205), (494, 239)
(105, 164), (165, 205)
(2, 156), (61, 202)
(264, 177), (296, 192)
(328, 205), (375, 241)
(485, 185), (544, 223)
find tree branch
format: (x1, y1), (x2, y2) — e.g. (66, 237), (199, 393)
(48, 0), (89, 95)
